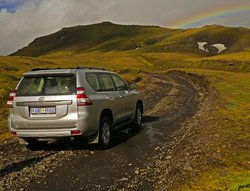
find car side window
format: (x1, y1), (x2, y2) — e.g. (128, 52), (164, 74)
(86, 73), (100, 91)
(111, 74), (128, 91)
(97, 73), (116, 91)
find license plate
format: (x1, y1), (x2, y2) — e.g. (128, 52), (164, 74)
(30, 107), (56, 114)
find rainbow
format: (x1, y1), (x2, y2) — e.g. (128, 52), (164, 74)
(166, 2), (250, 29)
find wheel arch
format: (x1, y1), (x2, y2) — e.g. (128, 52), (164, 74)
(100, 109), (113, 124)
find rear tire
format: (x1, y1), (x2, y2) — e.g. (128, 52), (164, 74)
(133, 104), (143, 129)
(99, 116), (112, 149)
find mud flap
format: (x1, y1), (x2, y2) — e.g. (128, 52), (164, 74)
(19, 138), (28, 145)
(87, 131), (99, 144)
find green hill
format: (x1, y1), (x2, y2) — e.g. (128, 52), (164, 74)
(11, 22), (168, 56)
(11, 22), (250, 57)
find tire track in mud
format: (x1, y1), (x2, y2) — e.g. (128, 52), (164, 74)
(142, 72), (201, 149)
(0, 71), (206, 191)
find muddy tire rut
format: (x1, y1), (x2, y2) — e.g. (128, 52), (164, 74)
(0, 71), (207, 191)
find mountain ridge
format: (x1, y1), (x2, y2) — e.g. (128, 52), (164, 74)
(11, 22), (250, 57)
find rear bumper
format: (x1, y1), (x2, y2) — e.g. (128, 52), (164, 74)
(14, 129), (73, 138)
(8, 114), (98, 139)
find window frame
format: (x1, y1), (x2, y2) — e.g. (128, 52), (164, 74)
(110, 74), (129, 91)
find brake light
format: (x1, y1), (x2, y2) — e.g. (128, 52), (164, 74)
(71, 130), (81, 135)
(76, 87), (93, 106)
(7, 89), (16, 108)
(11, 131), (17, 136)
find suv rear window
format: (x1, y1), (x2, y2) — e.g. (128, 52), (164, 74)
(16, 76), (76, 96)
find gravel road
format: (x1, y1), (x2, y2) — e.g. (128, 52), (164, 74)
(0, 71), (207, 191)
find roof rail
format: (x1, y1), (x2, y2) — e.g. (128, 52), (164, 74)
(31, 66), (107, 71)
(30, 67), (65, 71)
(30, 68), (49, 71)
(76, 66), (106, 70)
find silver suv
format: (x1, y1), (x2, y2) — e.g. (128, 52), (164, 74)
(7, 66), (143, 148)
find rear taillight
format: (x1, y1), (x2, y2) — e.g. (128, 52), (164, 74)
(11, 131), (17, 136)
(71, 130), (81, 136)
(76, 87), (93, 106)
(7, 89), (16, 108)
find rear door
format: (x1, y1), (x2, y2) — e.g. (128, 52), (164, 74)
(95, 73), (123, 122)
(13, 74), (77, 129)
(110, 74), (134, 119)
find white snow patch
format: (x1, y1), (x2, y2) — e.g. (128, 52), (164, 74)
(197, 42), (227, 54)
(197, 42), (209, 52)
(211, 43), (227, 53)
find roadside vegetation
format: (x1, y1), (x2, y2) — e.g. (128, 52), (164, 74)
(175, 69), (250, 190)
(0, 22), (249, 190)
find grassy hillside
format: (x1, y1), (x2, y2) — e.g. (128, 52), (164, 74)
(11, 22), (169, 56)
(11, 22), (250, 57)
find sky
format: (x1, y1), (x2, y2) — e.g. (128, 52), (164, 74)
(0, 0), (249, 55)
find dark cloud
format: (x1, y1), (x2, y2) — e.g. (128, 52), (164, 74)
(0, 0), (249, 55)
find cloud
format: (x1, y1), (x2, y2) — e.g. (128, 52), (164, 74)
(0, 0), (249, 55)
(0, 0), (26, 13)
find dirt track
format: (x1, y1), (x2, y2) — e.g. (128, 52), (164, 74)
(0, 71), (207, 191)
